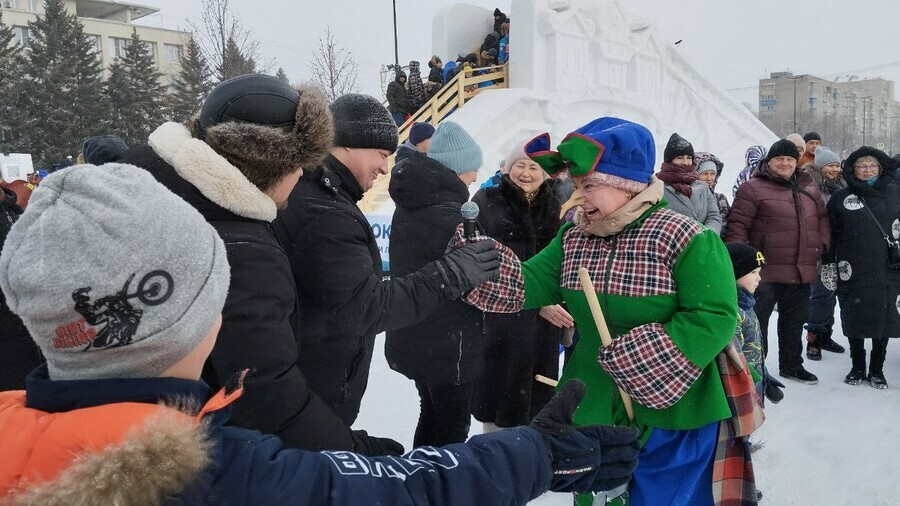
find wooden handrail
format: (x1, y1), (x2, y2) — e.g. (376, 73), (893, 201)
(359, 63), (509, 213)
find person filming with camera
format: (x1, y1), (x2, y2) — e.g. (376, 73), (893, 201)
(820, 146), (900, 389)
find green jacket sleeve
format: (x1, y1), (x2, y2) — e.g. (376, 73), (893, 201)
(522, 225), (568, 309)
(666, 230), (739, 368)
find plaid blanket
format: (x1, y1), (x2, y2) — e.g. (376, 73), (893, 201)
(711, 344), (764, 505)
(449, 226), (525, 313)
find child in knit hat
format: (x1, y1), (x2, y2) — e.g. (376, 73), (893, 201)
(726, 242), (784, 405)
(464, 117), (761, 506)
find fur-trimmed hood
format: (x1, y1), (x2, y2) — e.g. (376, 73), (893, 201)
(149, 122), (279, 222)
(146, 84), (333, 222)
(3, 405), (211, 506)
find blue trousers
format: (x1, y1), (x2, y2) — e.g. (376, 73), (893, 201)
(629, 423), (718, 506)
(805, 278), (836, 337)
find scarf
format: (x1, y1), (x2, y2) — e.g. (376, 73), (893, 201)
(575, 177), (664, 237)
(711, 343), (764, 505)
(657, 162), (698, 197)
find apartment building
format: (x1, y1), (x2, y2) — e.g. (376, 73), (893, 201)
(759, 71), (900, 154)
(1, 0), (188, 85)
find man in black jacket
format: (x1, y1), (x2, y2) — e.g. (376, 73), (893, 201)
(0, 184), (42, 390)
(274, 94), (500, 426)
(117, 75), (401, 455)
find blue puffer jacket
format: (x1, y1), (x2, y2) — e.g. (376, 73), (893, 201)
(1, 367), (552, 505)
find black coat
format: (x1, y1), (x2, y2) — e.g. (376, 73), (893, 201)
(386, 78), (410, 114)
(117, 140), (355, 452)
(274, 155), (454, 425)
(471, 176), (563, 423)
(385, 153), (484, 385)
(0, 187), (42, 390)
(826, 148), (900, 339)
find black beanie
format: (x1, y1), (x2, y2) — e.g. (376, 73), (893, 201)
(330, 94), (399, 153)
(766, 139), (800, 161)
(82, 134), (128, 165)
(663, 133), (694, 163)
(803, 132), (821, 143)
(726, 242), (766, 279)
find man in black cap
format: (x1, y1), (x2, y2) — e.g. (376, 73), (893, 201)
(275, 93), (500, 426)
(800, 132), (821, 167)
(725, 139), (830, 385)
(117, 75), (403, 455)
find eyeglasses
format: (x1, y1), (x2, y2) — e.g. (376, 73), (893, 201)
(854, 164), (880, 172)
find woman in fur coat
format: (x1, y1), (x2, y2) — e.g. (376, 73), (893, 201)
(471, 144), (568, 431)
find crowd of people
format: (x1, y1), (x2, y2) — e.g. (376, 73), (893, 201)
(0, 64), (898, 505)
(387, 8), (510, 125)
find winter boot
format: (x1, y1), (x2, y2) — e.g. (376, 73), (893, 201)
(779, 365), (818, 385)
(820, 333), (846, 354)
(845, 339), (867, 386)
(868, 338), (889, 390)
(805, 331), (822, 361)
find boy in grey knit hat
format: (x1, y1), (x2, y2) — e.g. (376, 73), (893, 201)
(0, 164), (230, 380)
(0, 163), (640, 505)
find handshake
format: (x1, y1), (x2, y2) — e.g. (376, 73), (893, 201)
(435, 239), (502, 299)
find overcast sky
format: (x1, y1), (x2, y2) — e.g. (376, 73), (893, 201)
(136, 0), (900, 107)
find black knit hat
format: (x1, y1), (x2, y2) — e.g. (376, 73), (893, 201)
(766, 139), (800, 161)
(330, 94), (399, 153)
(726, 242), (766, 279)
(663, 133), (694, 163)
(803, 132), (821, 143)
(82, 134), (128, 165)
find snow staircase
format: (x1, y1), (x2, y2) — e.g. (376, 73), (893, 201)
(358, 64), (509, 213)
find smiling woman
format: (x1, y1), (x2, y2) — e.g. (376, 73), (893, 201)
(470, 142), (565, 433)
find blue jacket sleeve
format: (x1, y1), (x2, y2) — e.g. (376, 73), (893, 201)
(213, 426), (552, 505)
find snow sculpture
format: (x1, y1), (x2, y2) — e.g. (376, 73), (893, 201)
(424, 0), (778, 204)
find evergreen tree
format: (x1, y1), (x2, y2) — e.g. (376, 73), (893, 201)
(217, 36), (256, 82)
(0, 11), (24, 151)
(104, 29), (167, 145)
(274, 67), (289, 84)
(14, 0), (106, 166)
(170, 35), (212, 124)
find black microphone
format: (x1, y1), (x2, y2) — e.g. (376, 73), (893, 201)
(461, 201), (479, 240)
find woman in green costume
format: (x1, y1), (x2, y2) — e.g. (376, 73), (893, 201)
(465, 117), (760, 505)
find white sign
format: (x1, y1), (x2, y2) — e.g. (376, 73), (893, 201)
(0, 153), (35, 183)
(365, 211), (394, 273)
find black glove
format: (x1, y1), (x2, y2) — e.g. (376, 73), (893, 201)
(764, 371), (785, 404)
(438, 239), (501, 299)
(529, 379), (640, 494)
(351, 430), (405, 457)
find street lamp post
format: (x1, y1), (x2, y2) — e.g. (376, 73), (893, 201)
(793, 77), (798, 132)
(392, 0), (399, 70)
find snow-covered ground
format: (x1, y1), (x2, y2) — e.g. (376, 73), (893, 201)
(355, 310), (900, 505)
